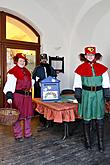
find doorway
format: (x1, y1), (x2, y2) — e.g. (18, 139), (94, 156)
(0, 11), (40, 107)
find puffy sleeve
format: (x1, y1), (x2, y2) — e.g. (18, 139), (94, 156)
(3, 73), (17, 94)
(73, 73), (82, 90)
(102, 71), (110, 88)
(32, 79), (35, 87)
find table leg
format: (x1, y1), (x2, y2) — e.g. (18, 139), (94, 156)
(46, 120), (53, 128)
(37, 120), (53, 132)
(62, 122), (69, 140)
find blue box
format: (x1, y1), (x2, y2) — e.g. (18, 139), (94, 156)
(41, 76), (60, 101)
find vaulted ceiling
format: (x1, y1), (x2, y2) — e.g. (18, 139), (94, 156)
(34, 0), (87, 29)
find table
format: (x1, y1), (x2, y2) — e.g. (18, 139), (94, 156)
(32, 96), (79, 139)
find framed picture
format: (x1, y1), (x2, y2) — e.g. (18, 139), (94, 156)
(49, 56), (64, 73)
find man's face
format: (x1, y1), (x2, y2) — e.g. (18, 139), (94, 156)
(40, 58), (47, 64)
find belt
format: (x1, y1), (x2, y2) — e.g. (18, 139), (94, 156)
(15, 90), (32, 96)
(82, 85), (102, 91)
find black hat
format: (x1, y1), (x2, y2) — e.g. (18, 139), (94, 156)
(40, 53), (48, 60)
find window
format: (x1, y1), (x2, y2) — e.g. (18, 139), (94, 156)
(6, 16), (38, 43)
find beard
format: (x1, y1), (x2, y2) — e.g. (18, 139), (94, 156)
(40, 63), (49, 67)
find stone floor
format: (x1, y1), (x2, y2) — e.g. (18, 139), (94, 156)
(0, 114), (110, 165)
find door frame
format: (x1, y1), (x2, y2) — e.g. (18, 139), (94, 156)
(0, 11), (40, 107)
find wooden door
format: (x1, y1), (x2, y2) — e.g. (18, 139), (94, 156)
(0, 11), (40, 107)
(0, 43), (3, 107)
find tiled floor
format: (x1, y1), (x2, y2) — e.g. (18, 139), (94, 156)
(0, 115), (110, 165)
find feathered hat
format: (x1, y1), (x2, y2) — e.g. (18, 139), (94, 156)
(13, 53), (28, 65)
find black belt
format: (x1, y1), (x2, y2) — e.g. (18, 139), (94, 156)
(15, 90), (32, 96)
(82, 85), (102, 91)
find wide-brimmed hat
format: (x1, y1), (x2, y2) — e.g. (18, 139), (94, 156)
(85, 47), (96, 54)
(15, 53), (27, 60)
(79, 46), (102, 61)
(13, 53), (28, 65)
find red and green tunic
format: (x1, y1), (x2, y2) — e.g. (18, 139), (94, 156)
(73, 62), (109, 121)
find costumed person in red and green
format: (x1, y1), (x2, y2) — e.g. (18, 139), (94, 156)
(73, 46), (110, 152)
(3, 53), (34, 142)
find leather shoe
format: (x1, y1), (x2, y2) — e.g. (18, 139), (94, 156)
(25, 135), (35, 140)
(15, 137), (24, 142)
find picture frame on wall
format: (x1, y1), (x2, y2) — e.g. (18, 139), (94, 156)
(49, 56), (64, 73)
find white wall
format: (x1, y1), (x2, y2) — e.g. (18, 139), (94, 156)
(0, 0), (110, 91)
(69, 0), (110, 88)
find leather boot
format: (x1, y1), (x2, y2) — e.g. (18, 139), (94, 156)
(83, 123), (92, 150)
(96, 124), (104, 152)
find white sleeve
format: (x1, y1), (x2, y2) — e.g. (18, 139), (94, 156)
(102, 71), (110, 88)
(3, 73), (17, 94)
(36, 76), (39, 81)
(32, 79), (35, 87)
(73, 73), (82, 90)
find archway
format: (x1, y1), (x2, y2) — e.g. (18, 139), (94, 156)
(0, 11), (40, 107)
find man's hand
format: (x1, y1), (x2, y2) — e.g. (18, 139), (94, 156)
(103, 88), (110, 102)
(7, 99), (12, 104)
(75, 88), (82, 103)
